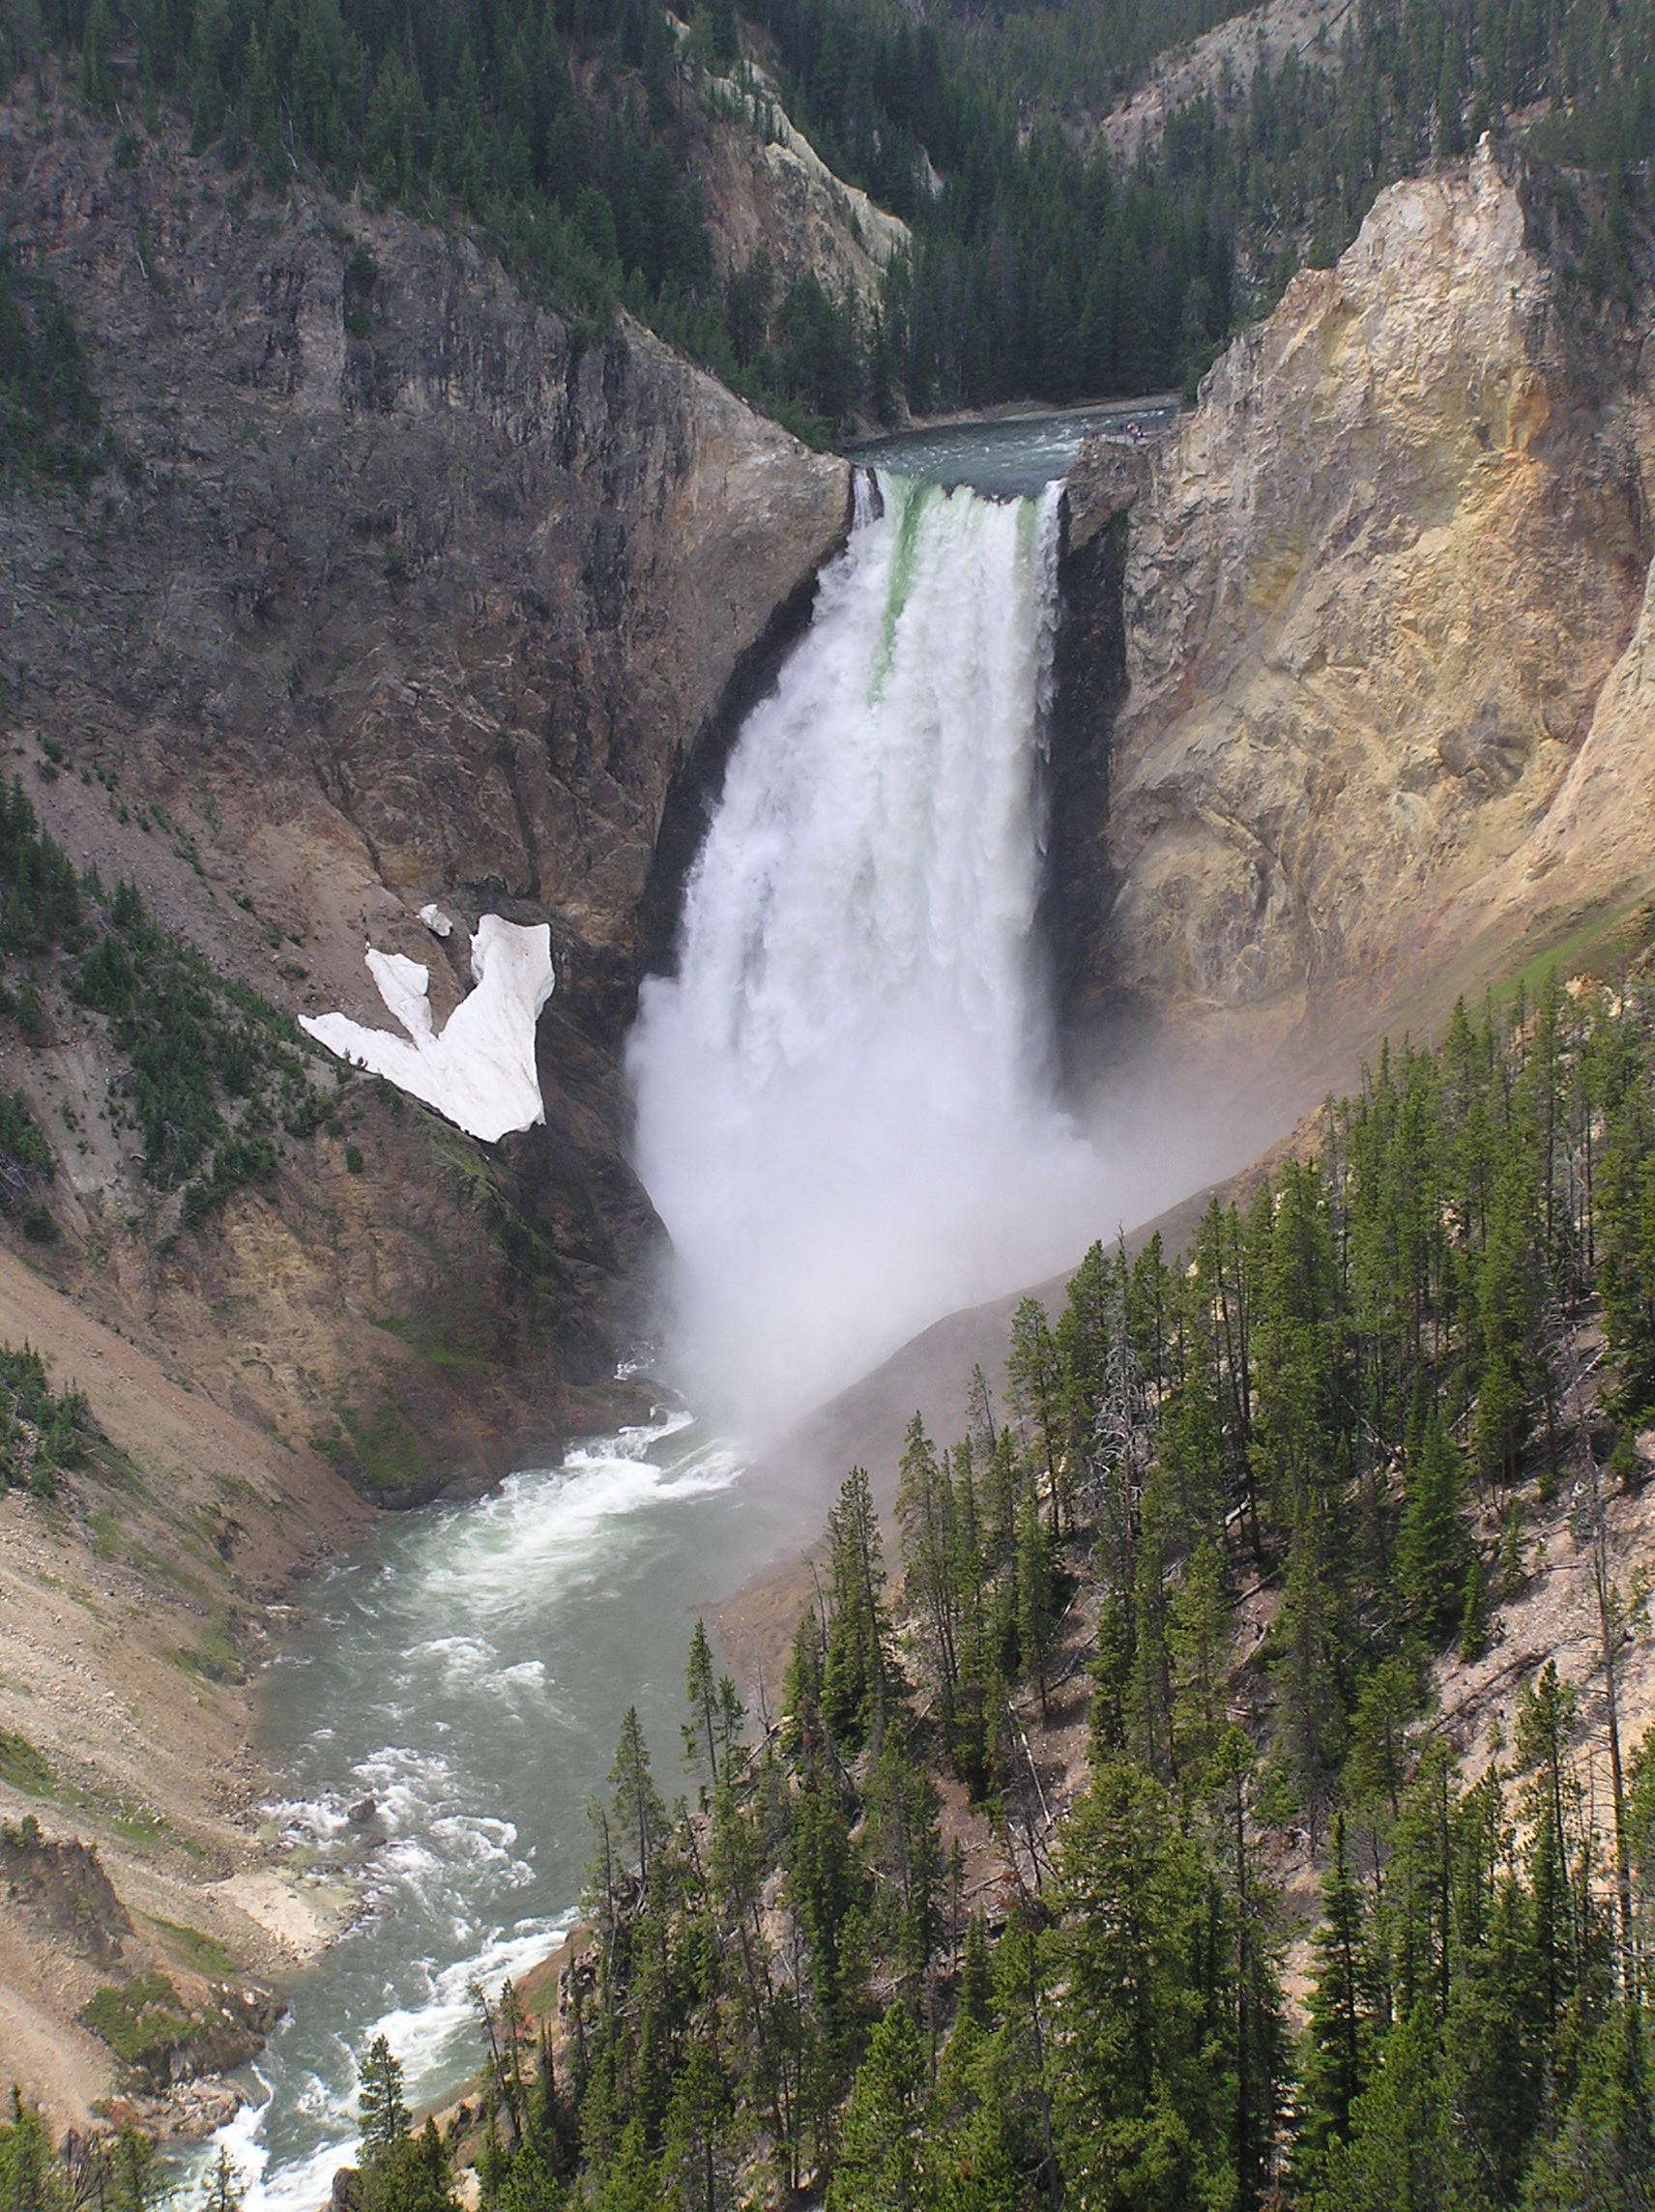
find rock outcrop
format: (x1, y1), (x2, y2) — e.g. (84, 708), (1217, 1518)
(684, 61), (912, 316)
(1096, 0), (1354, 167)
(0, 86), (850, 1481)
(1060, 139), (1655, 1080)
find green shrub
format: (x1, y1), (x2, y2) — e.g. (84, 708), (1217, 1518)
(0, 1341), (92, 1491)
(81, 1971), (191, 2066)
(74, 879), (313, 1198)
(0, 1728), (56, 1796)
(0, 1089), (53, 1180)
(0, 246), (108, 493)
(180, 1134), (277, 1228)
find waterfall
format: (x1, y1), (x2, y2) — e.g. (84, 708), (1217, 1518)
(627, 472), (1108, 1430)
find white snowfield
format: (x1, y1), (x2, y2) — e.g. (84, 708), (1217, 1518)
(301, 915), (555, 1143)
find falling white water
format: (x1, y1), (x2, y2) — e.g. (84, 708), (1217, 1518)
(628, 472), (1111, 1430)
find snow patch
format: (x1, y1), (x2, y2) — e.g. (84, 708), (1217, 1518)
(301, 916), (554, 1143)
(419, 902), (454, 939)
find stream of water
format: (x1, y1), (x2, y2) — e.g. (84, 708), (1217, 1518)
(220, 1410), (817, 2210)
(224, 412), (1137, 2207)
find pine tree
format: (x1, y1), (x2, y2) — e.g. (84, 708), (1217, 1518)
(1516, 1660), (1582, 2036)
(1459, 1557), (1488, 1662)
(1395, 1412), (1470, 1643)
(201, 2149), (243, 2212)
(1272, 1501), (1345, 1848)
(866, 1732), (943, 2010)
(1499, 1499), (1528, 1599)
(1053, 1756), (1242, 2196)
(1442, 1867), (1546, 2204)
(822, 1466), (890, 1755)
(1015, 1487), (1058, 1719)
(958, 1912), (992, 2029)
(682, 1618), (718, 1795)
(1297, 1812), (1371, 2165)
(1309, 2002), (1481, 2212)
(1168, 1538), (1230, 1786)
(1007, 1297), (1063, 1535)
(359, 2035), (411, 2165)
(611, 1705), (668, 1882)
(1522, 2009), (1655, 2212)
(595, 2119), (663, 2212)
(788, 1763), (861, 2044)
(828, 2002), (924, 2212)
(658, 2043), (731, 2212)
(896, 1412), (960, 1735)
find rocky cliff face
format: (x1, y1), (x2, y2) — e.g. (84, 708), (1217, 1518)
(683, 62), (911, 317)
(1060, 139), (1655, 1081)
(0, 86), (850, 1485)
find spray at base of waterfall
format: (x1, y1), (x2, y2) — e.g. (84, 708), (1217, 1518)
(629, 471), (1215, 1434)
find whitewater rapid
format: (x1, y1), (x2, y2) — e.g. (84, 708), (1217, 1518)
(211, 1409), (774, 2212)
(629, 472), (1108, 1427)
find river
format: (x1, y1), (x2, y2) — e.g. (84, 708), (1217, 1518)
(222, 1409), (809, 2209)
(847, 394), (1177, 499)
(221, 402), (1165, 2208)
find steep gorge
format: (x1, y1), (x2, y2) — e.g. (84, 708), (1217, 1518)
(11, 91), (1655, 2151)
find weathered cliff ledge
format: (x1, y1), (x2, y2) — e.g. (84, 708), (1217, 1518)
(1058, 138), (1655, 1085)
(0, 85), (850, 1490)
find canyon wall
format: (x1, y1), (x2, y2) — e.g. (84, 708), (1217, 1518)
(0, 83), (857, 2127)
(1060, 138), (1655, 1084)
(0, 87), (849, 1488)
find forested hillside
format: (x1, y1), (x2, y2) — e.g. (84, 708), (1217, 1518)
(6, 0), (1655, 437)
(464, 961), (1655, 2209)
(6, 960), (1635, 2205)
(500, 959), (1654, 2202)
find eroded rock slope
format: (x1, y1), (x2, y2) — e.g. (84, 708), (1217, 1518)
(0, 86), (849, 1486)
(1061, 139), (1655, 1078)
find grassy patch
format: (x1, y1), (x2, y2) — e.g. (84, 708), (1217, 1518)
(427, 1124), (568, 1316)
(103, 1798), (189, 1851)
(81, 1970), (191, 2065)
(341, 1397), (425, 1492)
(169, 1612), (246, 1686)
(1493, 890), (1655, 1012)
(86, 1504), (212, 1599)
(152, 1917), (235, 1975)
(370, 1314), (491, 1371)
(0, 1726), (57, 1797)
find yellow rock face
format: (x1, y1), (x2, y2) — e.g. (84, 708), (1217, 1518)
(1094, 141), (1653, 1056)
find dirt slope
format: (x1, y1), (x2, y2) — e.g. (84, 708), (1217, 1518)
(0, 1242), (369, 2137)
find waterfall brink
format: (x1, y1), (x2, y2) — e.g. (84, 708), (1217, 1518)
(628, 470), (1106, 1431)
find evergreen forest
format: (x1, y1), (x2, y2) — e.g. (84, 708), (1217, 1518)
(12, 959), (1653, 2206)
(437, 962), (1655, 2208)
(6, 0), (1655, 437)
